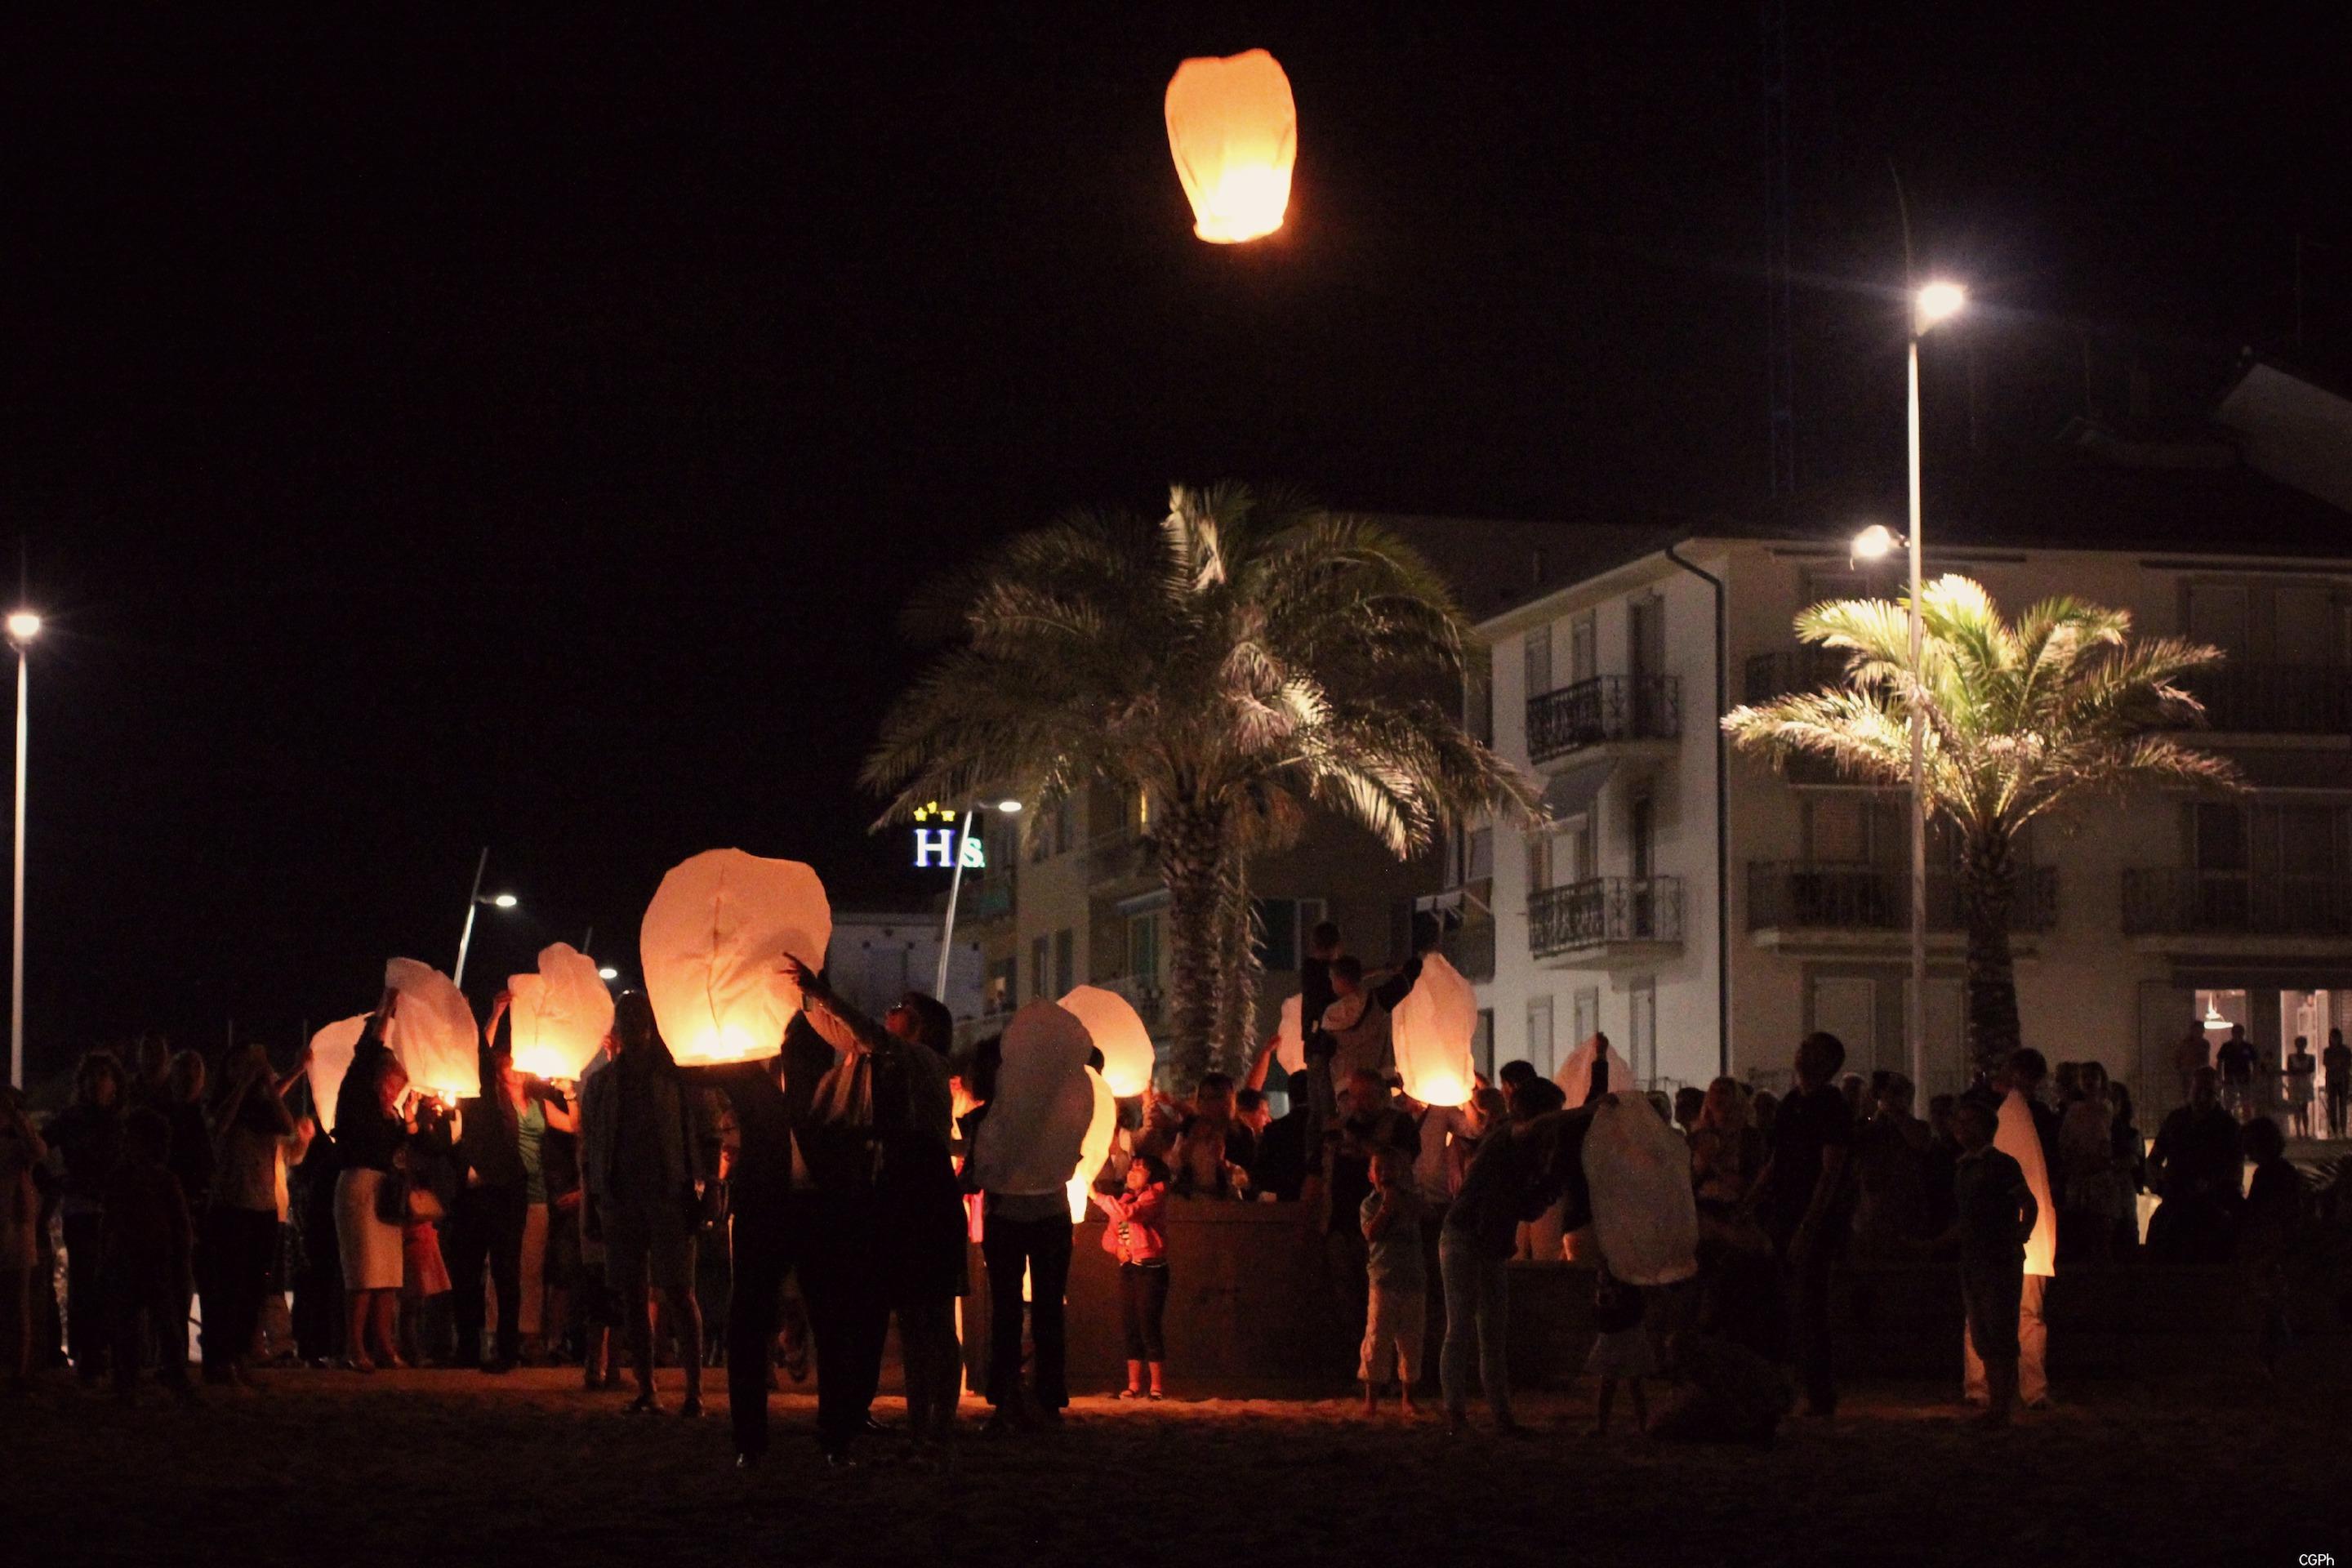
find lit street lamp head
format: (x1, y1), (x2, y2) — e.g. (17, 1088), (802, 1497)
(995, 799), (1023, 813)
(1914, 280), (1967, 334)
(5, 612), (40, 645)
(1850, 523), (1902, 562)
(492, 893), (519, 909)
(597, 966), (619, 982)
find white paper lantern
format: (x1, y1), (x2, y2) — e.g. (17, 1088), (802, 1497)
(1165, 49), (1297, 243)
(507, 942), (617, 1082)
(1391, 951), (1477, 1107)
(1582, 1091), (1699, 1286)
(639, 849), (832, 1067)
(1067, 1067), (1119, 1223)
(1058, 983), (1156, 1098)
(306, 1014), (368, 1134)
(1554, 1033), (1637, 1109)
(385, 957), (481, 1099)
(968, 1000), (1094, 1196)
(1274, 993), (1306, 1074)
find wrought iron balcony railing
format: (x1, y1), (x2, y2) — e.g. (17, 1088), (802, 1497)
(2121, 869), (2352, 938)
(1529, 876), (1683, 958)
(1745, 862), (2058, 933)
(1526, 675), (1680, 764)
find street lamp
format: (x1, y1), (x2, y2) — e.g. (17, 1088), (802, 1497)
(452, 844), (520, 990)
(934, 797), (1023, 1000)
(6, 611), (38, 1088)
(1860, 279), (1965, 1101)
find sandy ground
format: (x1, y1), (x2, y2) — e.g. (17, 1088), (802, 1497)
(6, 1361), (2345, 1568)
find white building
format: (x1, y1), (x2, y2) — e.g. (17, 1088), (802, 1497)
(1448, 359), (2352, 1123)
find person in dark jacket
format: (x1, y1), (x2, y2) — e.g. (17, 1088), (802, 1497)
(46, 1050), (127, 1383)
(581, 991), (709, 1415)
(100, 1108), (195, 1401)
(1439, 1107), (1588, 1433)
(450, 1009), (532, 1374)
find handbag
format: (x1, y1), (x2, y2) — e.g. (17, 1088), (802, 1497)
(406, 1183), (445, 1223)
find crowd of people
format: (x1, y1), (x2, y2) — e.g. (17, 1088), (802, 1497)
(2, 915), (2344, 1457)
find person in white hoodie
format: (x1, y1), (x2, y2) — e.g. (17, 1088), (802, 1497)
(967, 1000), (1094, 1431)
(1963, 1049), (2058, 1410)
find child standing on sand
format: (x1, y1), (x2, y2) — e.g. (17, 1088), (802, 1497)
(1095, 1152), (1170, 1401)
(1587, 1267), (1655, 1437)
(1360, 1146), (1425, 1415)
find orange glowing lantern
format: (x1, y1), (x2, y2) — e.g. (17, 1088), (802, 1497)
(1391, 951), (1477, 1107)
(1058, 983), (1156, 1098)
(306, 1014), (369, 1134)
(1165, 48), (1296, 243)
(1273, 993), (1306, 1074)
(639, 849), (832, 1067)
(385, 958), (482, 1099)
(506, 942), (616, 1082)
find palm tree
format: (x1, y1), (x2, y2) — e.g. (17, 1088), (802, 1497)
(1723, 575), (2243, 1071)
(865, 483), (1538, 1081)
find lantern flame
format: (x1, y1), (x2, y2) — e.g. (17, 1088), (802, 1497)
(1165, 49), (1297, 243)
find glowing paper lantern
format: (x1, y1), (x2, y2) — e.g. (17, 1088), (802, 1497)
(969, 1000), (1094, 1196)
(639, 849), (832, 1067)
(1273, 993), (1306, 1074)
(1058, 983), (1156, 1098)
(506, 942), (616, 1082)
(1068, 1067), (1120, 1222)
(306, 1014), (368, 1134)
(1997, 1089), (2057, 1279)
(1164, 48), (1296, 243)
(1582, 1091), (1699, 1286)
(1554, 1033), (1637, 1110)
(1391, 952), (1476, 1107)
(385, 958), (481, 1099)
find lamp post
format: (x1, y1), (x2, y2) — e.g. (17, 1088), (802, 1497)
(452, 844), (520, 990)
(934, 798), (1023, 1000)
(7, 610), (38, 1089)
(1853, 280), (1966, 1098)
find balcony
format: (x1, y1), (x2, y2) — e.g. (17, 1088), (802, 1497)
(2180, 664), (2352, 737)
(1529, 876), (1683, 968)
(966, 880), (1014, 923)
(1093, 971), (1167, 1031)
(1438, 915), (1497, 982)
(1744, 862), (2058, 950)
(1526, 675), (1679, 769)
(1084, 826), (1159, 899)
(2123, 869), (2352, 955)
(1743, 648), (1851, 706)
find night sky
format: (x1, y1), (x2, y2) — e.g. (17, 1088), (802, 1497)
(2, 7), (2341, 1082)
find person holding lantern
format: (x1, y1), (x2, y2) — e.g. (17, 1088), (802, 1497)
(581, 990), (710, 1416)
(331, 989), (411, 1372)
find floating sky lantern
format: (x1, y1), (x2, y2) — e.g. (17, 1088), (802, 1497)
(385, 957), (481, 1099)
(1164, 48), (1296, 243)
(1058, 983), (1156, 1098)
(1392, 951), (1477, 1107)
(306, 1014), (368, 1134)
(506, 941), (616, 1082)
(969, 1000), (1094, 1198)
(640, 849), (832, 1067)
(1069, 1066), (1119, 1222)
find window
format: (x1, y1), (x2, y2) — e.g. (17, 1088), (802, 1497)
(1629, 792), (1655, 880)
(1566, 816), (1596, 884)
(1569, 612), (1597, 684)
(1053, 798), (1074, 856)
(1467, 827), (1494, 883)
(1053, 928), (1076, 996)
(1472, 1009), (1495, 1080)
(1526, 996), (1555, 1076)
(1629, 595), (1664, 681)
(1465, 646), (1494, 746)
(1628, 977), (1658, 1086)
(1808, 795), (1869, 863)
(1252, 898), (1326, 971)
(986, 957), (1017, 1016)
(1127, 912), (1162, 987)
(1525, 831), (1552, 897)
(1525, 623), (1553, 699)
(1030, 937), (1049, 1000)
(2185, 583), (2250, 657)
(1572, 987), (1600, 1050)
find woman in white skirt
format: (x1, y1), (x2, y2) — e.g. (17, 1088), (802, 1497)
(333, 994), (412, 1371)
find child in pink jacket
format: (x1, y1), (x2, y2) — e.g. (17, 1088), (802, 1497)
(1094, 1153), (1169, 1400)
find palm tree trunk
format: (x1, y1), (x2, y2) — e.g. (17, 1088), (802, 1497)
(1156, 804), (1227, 1085)
(1212, 842), (1262, 1075)
(1961, 830), (2024, 1076)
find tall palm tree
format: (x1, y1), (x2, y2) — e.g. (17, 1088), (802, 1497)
(1723, 575), (2243, 1071)
(866, 483), (1538, 1081)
